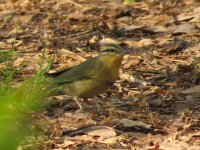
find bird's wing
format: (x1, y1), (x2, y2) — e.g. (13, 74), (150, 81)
(53, 56), (104, 84)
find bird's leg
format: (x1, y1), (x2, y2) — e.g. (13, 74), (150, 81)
(63, 95), (83, 110)
(73, 97), (83, 110)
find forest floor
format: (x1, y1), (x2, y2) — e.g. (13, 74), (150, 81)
(0, 0), (200, 149)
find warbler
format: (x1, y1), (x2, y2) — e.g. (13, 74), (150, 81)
(48, 45), (124, 99)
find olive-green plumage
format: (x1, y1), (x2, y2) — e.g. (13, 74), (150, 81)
(49, 47), (123, 98)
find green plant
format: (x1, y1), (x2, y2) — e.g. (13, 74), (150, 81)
(3, 15), (13, 23)
(0, 23), (21, 89)
(0, 48), (52, 149)
(0, 75), (48, 150)
(0, 50), (21, 93)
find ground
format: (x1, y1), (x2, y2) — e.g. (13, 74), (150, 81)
(0, 0), (200, 149)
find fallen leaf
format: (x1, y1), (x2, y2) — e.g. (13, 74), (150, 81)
(65, 111), (89, 119)
(173, 23), (199, 34)
(180, 86), (200, 94)
(97, 137), (117, 144)
(99, 37), (120, 45)
(86, 126), (116, 138)
(119, 118), (152, 129)
(67, 126), (116, 138)
(160, 141), (200, 150)
(58, 139), (75, 148)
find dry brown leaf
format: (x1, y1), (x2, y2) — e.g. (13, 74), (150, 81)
(160, 141), (200, 150)
(173, 23), (199, 34)
(65, 111), (89, 119)
(138, 38), (154, 47)
(0, 41), (12, 49)
(61, 49), (86, 62)
(99, 37), (120, 45)
(118, 118), (152, 129)
(181, 86), (200, 95)
(57, 138), (75, 148)
(13, 57), (25, 67)
(86, 126), (116, 138)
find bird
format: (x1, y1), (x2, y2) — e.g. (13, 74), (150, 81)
(47, 45), (124, 108)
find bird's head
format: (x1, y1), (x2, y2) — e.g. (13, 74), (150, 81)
(100, 44), (124, 65)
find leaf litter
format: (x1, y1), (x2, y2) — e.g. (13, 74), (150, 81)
(0, 0), (200, 149)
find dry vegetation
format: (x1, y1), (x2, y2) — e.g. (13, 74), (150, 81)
(0, 0), (200, 149)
